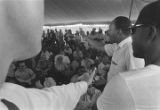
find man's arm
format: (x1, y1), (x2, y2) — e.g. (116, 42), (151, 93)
(43, 81), (88, 109)
(10, 81), (88, 110)
(97, 74), (135, 110)
(15, 67), (96, 110)
(85, 38), (105, 52)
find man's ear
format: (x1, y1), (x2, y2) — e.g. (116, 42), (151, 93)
(147, 26), (157, 41)
(118, 29), (122, 34)
(118, 29), (125, 38)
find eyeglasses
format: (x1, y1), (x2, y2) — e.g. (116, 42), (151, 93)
(130, 24), (158, 35)
(129, 24), (146, 35)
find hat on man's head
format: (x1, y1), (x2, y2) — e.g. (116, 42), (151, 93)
(136, 0), (160, 27)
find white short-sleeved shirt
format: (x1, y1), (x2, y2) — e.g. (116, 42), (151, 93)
(97, 65), (160, 110)
(0, 81), (87, 110)
(104, 43), (118, 57)
(105, 37), (144, 82)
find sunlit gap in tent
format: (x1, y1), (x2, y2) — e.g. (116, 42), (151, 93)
(43, 24), (109, 34)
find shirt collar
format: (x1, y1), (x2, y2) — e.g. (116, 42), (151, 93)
(118, 37), (132, 48)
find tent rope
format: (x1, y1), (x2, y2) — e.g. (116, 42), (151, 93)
(129, 0), (134, 20)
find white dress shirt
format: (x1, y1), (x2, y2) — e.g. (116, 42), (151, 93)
(97, 65), (160, 110)
(105, 37), (144, 82)
(0, 81), (87, 110)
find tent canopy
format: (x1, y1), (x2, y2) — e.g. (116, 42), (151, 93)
(45, 0), (155, 25)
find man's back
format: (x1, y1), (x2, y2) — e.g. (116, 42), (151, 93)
(122, 65), (160, 109)
(107, 37), (144, 82)
(97, 65), (160, 110)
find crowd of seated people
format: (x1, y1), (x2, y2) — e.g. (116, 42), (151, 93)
(5, 27), (112, 110)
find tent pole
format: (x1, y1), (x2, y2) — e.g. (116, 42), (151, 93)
(129, 0), (134, 20)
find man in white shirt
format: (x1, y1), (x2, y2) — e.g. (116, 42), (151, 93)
(97, 1), (160, 110)
(86, 16), (144, 82)
(0, 0), (95, 110)
(107, 36), (144, 82)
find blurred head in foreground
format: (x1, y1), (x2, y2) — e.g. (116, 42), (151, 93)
(131, 1), (160, 66)
(0, 0), (44, 87)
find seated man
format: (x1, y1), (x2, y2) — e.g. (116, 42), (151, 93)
(36, 50), (53, 74)
(64, 44), (72, 56)
(73, 47), (83, 60)
(54, 55), (70, 72)
(97, 1), (160, 110)
(0, 0), (95, 110)
(97, 55), (110, 78)
(81, 55), (95, 72)
(15, 62), (35, 87)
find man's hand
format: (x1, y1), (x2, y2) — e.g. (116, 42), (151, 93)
(78, 68), (97, 85)
(84, 37), (105, 52)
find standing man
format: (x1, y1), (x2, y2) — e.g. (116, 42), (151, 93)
(97, 1), (160, 110)
(0, 0), (94, 110)
(86, 16), (144, 82)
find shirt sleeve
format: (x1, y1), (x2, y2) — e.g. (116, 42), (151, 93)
(104, 43), (118, 57)
(25, 81), (88, 110)
(97, 74), (135, 110)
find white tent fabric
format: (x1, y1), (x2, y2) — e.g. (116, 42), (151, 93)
(45, 0), (155, 25)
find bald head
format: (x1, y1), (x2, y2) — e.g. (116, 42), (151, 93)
(0, 0), (44, 87)
(0, 0), (43, 60)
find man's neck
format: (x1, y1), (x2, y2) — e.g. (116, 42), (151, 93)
(119, 35), (129, 43)
(144, 51), (160, 66)
(145, 58), (160, 66)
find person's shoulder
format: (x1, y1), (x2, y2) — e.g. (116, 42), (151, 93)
(121, 41), (132, 51)
(119, 67), (149, 82)
(108, 68), (147, 91)
(1, 82), (25, 91)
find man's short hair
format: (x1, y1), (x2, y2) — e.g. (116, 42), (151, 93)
(113, 16), (131, 36)
(136, 0), (160, 30)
